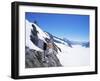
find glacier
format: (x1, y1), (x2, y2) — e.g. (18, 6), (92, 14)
(25, 20), (90, 68)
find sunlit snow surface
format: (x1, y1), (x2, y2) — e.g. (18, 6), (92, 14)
(56, 43), (90, 66)
(26, 20), (43, 52)
(26, 20), (90, 67)
(26, 20), (50, 52)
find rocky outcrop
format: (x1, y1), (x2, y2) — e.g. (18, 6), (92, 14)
(25, 47), (62, 68)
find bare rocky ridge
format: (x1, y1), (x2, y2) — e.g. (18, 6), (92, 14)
(25, 20), (62, 68)
(25, 46), (62, 68)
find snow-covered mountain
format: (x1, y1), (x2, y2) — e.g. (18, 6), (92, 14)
(45, 31), (89, 48)
(26, 20), (89, 51)
(25, 20), (90, 67)
(53, 36), (89, 48)
(25, 20), (62, 68)
(26, 20), (50, 52)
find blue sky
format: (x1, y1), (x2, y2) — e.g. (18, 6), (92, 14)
(25, 12), (89, 42)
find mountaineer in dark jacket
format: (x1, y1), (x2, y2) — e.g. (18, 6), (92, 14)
(41, 42), (47, 62)
(45, 38), (61, 53)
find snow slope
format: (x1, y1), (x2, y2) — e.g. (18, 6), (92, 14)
(54, 37), (69, 46)
(26, 20), (90, 67)
(56, 43), (90, 66)
(26, 20), (45, 52)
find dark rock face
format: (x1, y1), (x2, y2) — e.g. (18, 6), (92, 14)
(25, 47), (62, 68)
(82, 42), (90, 48)
(25, 22), (62, 68)
(30, 24), (39, 46)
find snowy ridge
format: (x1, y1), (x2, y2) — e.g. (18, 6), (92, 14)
(26, 20), (90, 67)
(32, 23), (50, 42)
(26, 20), (43, 51)
(54, 37), (69, 46)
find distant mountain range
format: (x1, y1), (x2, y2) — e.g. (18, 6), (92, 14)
(25, 20), (90, 68)
(45, 31), (89, 48)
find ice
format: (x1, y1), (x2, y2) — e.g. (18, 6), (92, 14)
(56, 43), (90, 66)
(26, 20), (90, 67)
